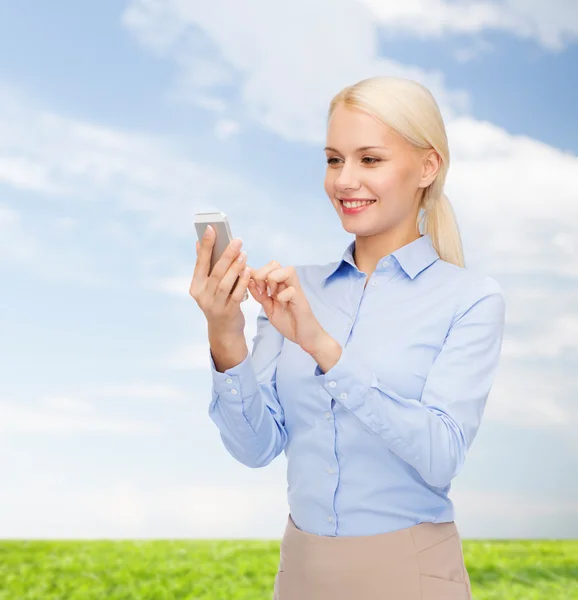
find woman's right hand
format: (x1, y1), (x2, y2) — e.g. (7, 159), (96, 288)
(189, 225), (252, 340)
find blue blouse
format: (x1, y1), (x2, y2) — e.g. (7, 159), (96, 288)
(208, 233), (506, 536)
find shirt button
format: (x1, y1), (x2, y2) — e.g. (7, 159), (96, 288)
(339, 392), (347, 399)
(327, 516), (333, 523)
(328, 381), (337, 388)
(382, 261), (389, 267)
(325, 411), (332, 419)
(230, 389), (237, 395)
(225, 378), (233, 384)
(372, 280), (379, 287)
(327, 467), (334, 474)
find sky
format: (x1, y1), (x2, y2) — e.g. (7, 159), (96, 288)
(0, 0), (577, 540)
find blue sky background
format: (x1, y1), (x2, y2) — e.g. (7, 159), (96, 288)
(0, 0), (577, 539)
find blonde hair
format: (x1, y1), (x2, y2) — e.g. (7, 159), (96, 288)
(328, 76), (465, 268)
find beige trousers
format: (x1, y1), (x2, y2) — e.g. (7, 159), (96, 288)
(273, 514), (472, 600)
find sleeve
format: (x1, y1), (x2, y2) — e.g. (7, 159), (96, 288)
(208, 305), (288, 468)
(313, 276), (506, 488)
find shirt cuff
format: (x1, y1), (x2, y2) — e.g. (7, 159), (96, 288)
(209, 348), (258, 399)
(313, 343), (377, 412)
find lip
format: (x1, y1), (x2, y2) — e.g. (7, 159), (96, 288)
(338, 198), (377, 215)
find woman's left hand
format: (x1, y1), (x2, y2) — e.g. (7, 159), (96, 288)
(248, 261), (326, 354)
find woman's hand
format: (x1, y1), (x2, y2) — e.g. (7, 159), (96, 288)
(189, 225), (252, 340)
(248, 262), (326, 354)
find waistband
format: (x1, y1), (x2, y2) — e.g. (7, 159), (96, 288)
(284, 513), (459, 557)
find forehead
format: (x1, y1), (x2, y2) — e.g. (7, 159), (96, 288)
(326, 104), (400, 149)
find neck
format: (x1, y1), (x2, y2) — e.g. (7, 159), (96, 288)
(353, 229), (422, 276)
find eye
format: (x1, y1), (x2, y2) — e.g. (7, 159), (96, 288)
(326, 156), (381, 166)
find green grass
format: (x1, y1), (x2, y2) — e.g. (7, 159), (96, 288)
(0, 539), (576, 599)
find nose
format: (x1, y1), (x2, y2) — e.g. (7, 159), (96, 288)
(334, 162), (361, 192)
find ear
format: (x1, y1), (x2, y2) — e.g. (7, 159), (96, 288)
(419, 149), (441, 188)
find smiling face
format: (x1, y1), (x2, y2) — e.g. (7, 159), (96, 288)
(324, 103), (438, 238)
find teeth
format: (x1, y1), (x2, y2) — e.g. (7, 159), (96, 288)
(342, 199), (376, 208)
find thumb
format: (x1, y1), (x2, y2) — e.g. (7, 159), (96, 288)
(285, 286), (309, 315)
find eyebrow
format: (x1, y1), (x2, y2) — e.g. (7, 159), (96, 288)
(323, 146), (389, 152)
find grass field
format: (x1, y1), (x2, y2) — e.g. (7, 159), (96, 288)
(0, 539), (576, 599)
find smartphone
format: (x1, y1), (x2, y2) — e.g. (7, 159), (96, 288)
(194, 211), (249, 302)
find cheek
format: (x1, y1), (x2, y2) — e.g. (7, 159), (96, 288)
(374, 165), (412, 195)
(323, 172), (333, 196)
(371, 172), (394, 196)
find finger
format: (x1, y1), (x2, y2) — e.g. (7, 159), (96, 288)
(190, 230), (213, 298)
(273, 281), (288, 310)
(214, 250), (248, 305)
(248, 278), (274, 314)
(266, 267), (291, 298)
(229, 264), (251, 305)
(195, 224), (216, 281)
(249, 264), (271, 294)
(206, 237), (244, 298)
(251, 261), (281, 295)
(247, 279), (261, 303)
(276, 286), (295, 311)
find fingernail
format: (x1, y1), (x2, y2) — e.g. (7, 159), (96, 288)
(204, 225), (213, 237)
(231, 238), (242, 250)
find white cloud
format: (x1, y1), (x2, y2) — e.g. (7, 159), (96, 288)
(215, 118), (240, 140)
(0, 156), (62, 194)
(0, 400), (165, 434)
(152, 274), (193, 296)
(501, 315), (578, 359)
(451, 488), (578, 538)
(442, 117), (578, 283)
(0, 83), (262, 239)
(485, 374), (578, 429)
(452, 38), (495, 64)
(89, 382), (191, 403)
(41, 396), (94, 414)
(361, 0), (578, 52)
(0, 479), (289, 539)
(84, 482), (288, 538)
(163, 294), (263, 370)
(122, 0), (471, 144)
(0, 204), (37, 263)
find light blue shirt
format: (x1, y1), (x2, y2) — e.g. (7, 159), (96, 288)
(208, 233), (506, 537)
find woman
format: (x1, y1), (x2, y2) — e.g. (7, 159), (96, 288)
(190, 76), (506, 599)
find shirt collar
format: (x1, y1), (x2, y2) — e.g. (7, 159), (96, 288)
(319, 233), (439, 286)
